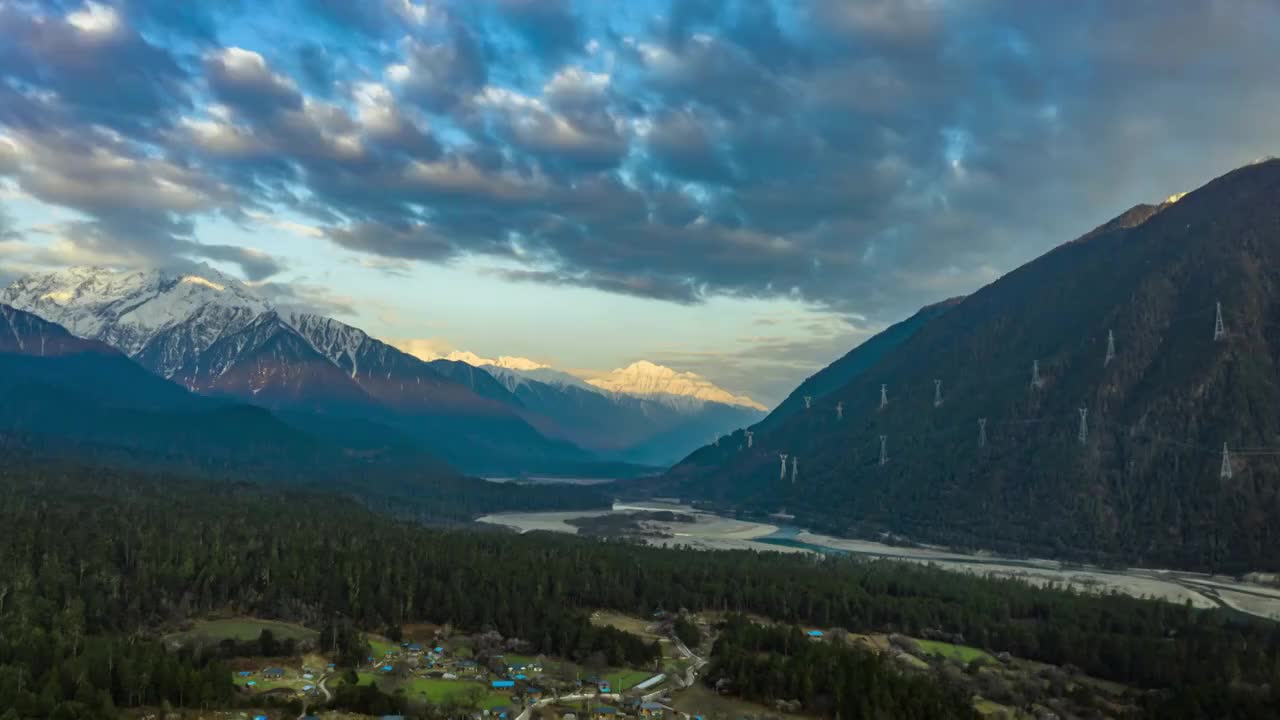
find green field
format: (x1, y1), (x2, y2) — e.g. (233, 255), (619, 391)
(501, 653), (539, 667)
(368, 637), (397, 658)
(915, 639), (994, 664)
(607, 668), (654, 690)
(402, 678), (512, 710)
(169, 617), (318, 644)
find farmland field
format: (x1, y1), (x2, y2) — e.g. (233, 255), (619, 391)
(915, 639), (995, 664)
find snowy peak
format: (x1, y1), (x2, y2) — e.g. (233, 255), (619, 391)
(586, 360), (767, 411)
(0, 265), (267, 374)
(282, 311), (371, 378)
(445, 350), (549, 370)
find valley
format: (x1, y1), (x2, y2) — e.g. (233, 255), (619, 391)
(479, 502), (1280, 622)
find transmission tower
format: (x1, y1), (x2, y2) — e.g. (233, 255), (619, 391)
(1220, 443), (1233, 479)
(1214, 301), (1226, 341)
(933, 379), (943, 408)
(978, 418), (987, 448)
(835, 401), (844, 421)
(1031, 360), (1043, 390)
(1077, 406), (1088, 445)
(779, 453), (789, 481)
(879, 384), (889, 410)
(1104, 330), (1116, 367)
(790, 455), (799, 484)
(746, 430), (754, 449)
(879, 435), (888, 466)
(803, 395), (813, 409)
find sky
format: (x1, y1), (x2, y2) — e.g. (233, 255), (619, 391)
(1, 0), (1280, 407)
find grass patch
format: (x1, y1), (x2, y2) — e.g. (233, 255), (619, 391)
(367, 636), (397, 659)
(590, 611), (660, 639)
(974, 697), (1017, 717)
(915, 639), (994, 664)
(401, 678), (513, 710)
(606, 669), (654, 690)
(169, 617), (318, 644)
(501, 653), (539, 667)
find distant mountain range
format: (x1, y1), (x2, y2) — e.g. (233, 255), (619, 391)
(0, 302), (608, 521)
(646, 159), (1280, 573)
(1, 266), (764, 472)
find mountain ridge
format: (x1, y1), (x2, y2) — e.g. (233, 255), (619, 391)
(653, 159), (1280, 572)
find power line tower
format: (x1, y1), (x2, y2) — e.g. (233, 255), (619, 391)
(1220, 443), (1233, 479)
(933, 379), (943, 408)
(803, 395), (813, 409)
(835, 401), (843, 421)
(978, 418), (987, 448)
(1104, 330), (1116, 367)
(1031, 360), (1044, 390)
(879, 435), (888, 466)
(1077, 406), (1088, 445)
(1214, 301), (1226, 341)
(879, 384), (889, 410)
(790, 455), (799, 484)
(779, 453), (789, 481)
(746, 430), (754, 449)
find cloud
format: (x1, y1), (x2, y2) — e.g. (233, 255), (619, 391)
(4, 0), (1280, 329)
(495, 0), (583, 67)
(0, 1), (191, 136)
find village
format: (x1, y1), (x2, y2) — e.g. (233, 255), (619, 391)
(161, 611), (731, 720)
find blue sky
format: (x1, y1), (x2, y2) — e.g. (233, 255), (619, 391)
(2, 0), (1279, 405)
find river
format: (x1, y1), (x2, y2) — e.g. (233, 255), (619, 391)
(477, 502), (1280, 622)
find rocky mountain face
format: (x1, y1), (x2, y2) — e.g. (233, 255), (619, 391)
(1, 265), (267, 374)
(659, 159), (1280, 572)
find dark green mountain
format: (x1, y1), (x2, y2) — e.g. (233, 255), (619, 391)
(660, 160), (1280, 572)
(750, 297), (961, 436)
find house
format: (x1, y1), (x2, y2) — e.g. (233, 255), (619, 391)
(407, 643), (424, 654)
(434, 646), (445, 653)
(591, 706), (618, 719)
(237, 671), (252, 677)
(514, 673), (527, 680)
(526, 687), (543, 701)
(442, 672), (458, 680)
(491, 680), (516, 689)
(246, 681), (257, 687)
(302, 673), (314, 680)
(806, 630), (824, 638)
(263, 668), (285, 679)
(382, 664), (395, 672)
(492, 707), (510, 720)
(254, 715), (268, 720)
(633, 674), (666, 691)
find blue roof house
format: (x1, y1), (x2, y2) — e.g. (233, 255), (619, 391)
(807, 630), (824, 638)
(491, 680), (515, 689)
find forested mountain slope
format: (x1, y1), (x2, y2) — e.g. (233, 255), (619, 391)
(750, 297), (961, 436)
(662, 159), (1280, 572)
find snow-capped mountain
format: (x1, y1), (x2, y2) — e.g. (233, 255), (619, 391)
(585, 360), (768, 412)
(483, 364), (597, 393)
(0, 265), (267, 377)
(0, 266), (599, 474)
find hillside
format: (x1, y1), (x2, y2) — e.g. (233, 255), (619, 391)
(750, 298), (961, 436)
(659, 159), (1280, 572)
